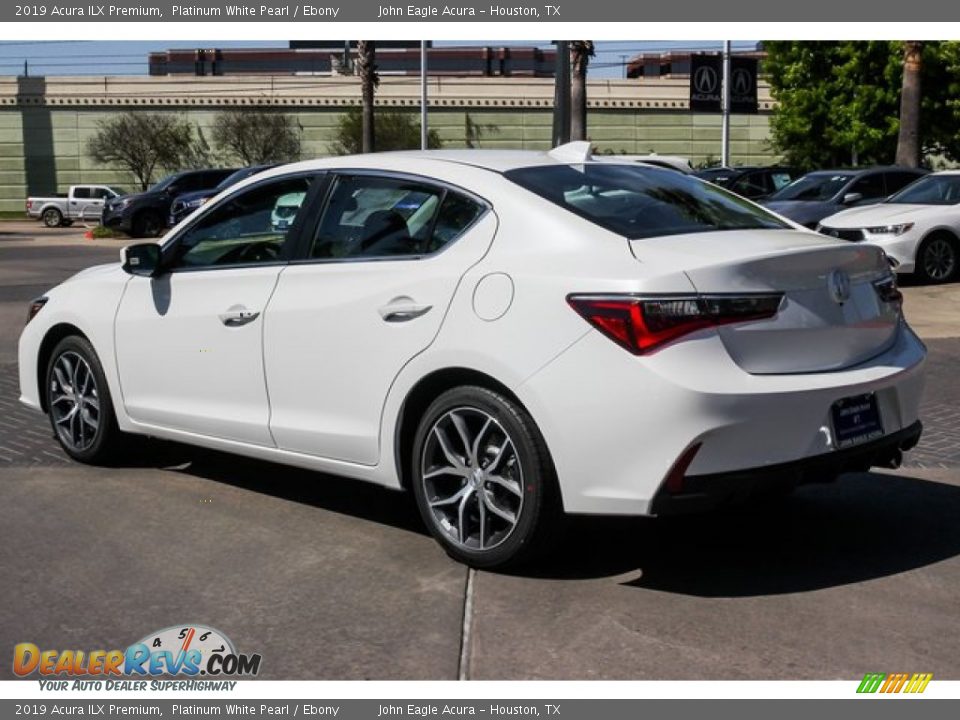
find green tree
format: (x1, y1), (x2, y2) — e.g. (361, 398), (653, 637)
(764, 41), (960, 168)
(86, 112), (201, 191)
(329, 108), (441, 155)
(212, 111), (302, 165)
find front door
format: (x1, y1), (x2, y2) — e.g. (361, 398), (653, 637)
(114, 173), (320, 445)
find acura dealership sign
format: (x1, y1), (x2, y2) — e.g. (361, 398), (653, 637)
(689, 54), (758, 114)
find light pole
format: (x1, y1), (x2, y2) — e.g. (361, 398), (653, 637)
(420, 40), (428, 150)
(721, 40), (731, 167)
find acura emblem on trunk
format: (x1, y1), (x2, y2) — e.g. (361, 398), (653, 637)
(828, 269), (852, 305)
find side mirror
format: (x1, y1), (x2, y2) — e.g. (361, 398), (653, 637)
(842, 192), (864, 205)
(121, 243), (162, 277)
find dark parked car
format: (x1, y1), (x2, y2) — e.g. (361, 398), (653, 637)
(762, 166), (928, 229)
(102, 168), (237, 237)
(695, 166), (801, 200)
(168, 164), (277, 227)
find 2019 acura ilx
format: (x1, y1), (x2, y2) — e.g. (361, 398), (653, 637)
(19, 143), (926, 567)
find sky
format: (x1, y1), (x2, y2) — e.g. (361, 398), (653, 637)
(0, 40), (760, 79)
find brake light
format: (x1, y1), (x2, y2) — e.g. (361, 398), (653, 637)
(873, 275), (902, 311)
(567, 293), (783, 354)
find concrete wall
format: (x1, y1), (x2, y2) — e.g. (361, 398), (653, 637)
(0, 75), (777, 212)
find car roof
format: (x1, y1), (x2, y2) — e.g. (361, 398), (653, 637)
(806, 166), (924, 176)
(262, 144), (679, 176)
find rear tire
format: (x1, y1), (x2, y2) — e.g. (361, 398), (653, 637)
(42, 208), (63, 228)
(916, 232), (959, 284)
(45, 335), (124, 464)
(411, 386), (562, 569)
(131, 210), (162, 238)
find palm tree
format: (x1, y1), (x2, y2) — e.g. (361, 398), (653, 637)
(569, 41), (595, 142)
(895, 41), (924, 167)
(357, 41), (379, 153)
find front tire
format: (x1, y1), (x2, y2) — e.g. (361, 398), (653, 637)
(42, 208), (63, 228)
(131, 210), (162, 238)
(411, 386), (561, 569)
(916, 232), (959, 284)
(45, 335), (123, 464)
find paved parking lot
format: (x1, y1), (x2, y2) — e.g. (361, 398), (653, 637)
(1, 223), (959, 679)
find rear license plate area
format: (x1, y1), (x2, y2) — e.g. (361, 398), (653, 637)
(831, 393), (884, 449)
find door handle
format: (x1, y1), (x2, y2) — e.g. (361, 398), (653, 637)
(219, 307), (260, 327)
(378, 301), (433, 323)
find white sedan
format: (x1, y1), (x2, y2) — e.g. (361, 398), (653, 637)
(18, 143), (926, 568)
(817, 171), (960, 283)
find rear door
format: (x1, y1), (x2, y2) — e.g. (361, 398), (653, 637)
(264, 172), (496, 465)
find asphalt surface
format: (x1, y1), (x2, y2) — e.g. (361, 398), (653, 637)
(1, 223), (959, 680)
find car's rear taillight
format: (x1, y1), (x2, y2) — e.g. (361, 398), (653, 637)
(873, 275), (903, 311)
(567, 293), (783, 355)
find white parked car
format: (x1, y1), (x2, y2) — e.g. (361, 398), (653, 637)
(18, 143), (926, 568)
(817, 171), (960, 283)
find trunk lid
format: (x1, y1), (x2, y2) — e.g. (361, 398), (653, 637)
(630, 229), (900, 374)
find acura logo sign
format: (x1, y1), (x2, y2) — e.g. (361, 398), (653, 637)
(732, 68), (753, 95)
(827, 269), (852, 305)
(693, 65), (719, 95)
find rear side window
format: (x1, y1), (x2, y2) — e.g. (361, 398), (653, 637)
(770, 171), (794, 191)
(505, 164), (788, 240)
(730, 172), (770, 198)
(73, 187), (91, 199)
(310, 175), (484, 259)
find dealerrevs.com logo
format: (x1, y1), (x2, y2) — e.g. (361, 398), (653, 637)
(13, 625), (261, 689)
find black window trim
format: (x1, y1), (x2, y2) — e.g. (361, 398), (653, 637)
(158, 169), (329, 275)
(286, 168), (492, 267)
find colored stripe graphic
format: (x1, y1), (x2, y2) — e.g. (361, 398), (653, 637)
(857, 672), (932, 694)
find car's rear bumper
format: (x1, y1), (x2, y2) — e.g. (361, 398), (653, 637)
(651, 420), (922, 515)
(520, 320), (926, 516)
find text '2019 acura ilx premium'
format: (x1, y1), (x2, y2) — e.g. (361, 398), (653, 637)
(19, 142), (926, 568)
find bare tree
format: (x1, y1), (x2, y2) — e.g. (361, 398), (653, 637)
(569, 41), (595, 142)
(213, 111), (301, 165)
(86, 112), (198, 191)
(357, 41), (380, 153)
(895, 41), (924, 167)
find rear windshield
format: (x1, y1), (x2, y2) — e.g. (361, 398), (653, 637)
(504, 164), (789, 240)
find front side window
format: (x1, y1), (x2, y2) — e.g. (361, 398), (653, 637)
(310, 175), (484, 259)
(506, 164), (788, 240)
(848, 173), (885, 200)
(167, 175), (314, 269)
(769, 173), (854, 202)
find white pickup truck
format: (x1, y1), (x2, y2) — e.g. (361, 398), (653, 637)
(26, 184), (127, 227)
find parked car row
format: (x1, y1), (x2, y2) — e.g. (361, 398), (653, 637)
(24, 158), (960, 284)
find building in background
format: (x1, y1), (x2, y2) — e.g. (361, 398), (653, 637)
(626, 48), (766, 78)
(149, 43), (557, 77)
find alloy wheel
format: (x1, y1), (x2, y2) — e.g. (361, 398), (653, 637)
(923, 237), (957, 281)
(420, 407), (524, 552)
(49, 351), (101, 452)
